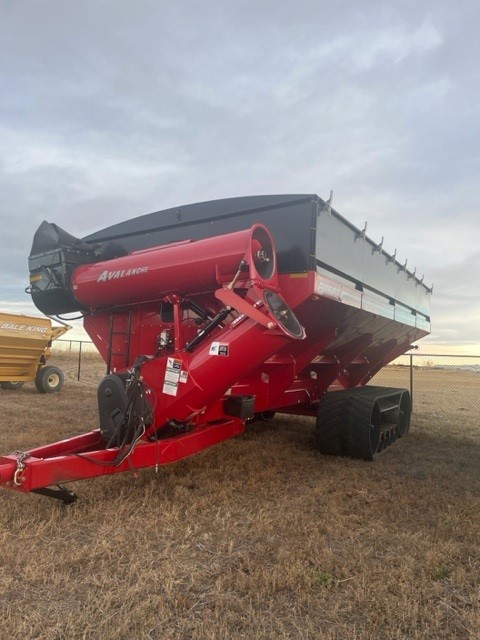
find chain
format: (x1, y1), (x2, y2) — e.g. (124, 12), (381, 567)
(12, 451), (29, 486)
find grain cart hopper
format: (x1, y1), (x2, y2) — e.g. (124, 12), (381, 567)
(0, 312), (70, 393)
(0, 195), (431, 502)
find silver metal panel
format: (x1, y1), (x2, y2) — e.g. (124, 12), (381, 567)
(361, 290), (395, 320)
(315, 209), (431, 320)
(394, 304), (416, 327)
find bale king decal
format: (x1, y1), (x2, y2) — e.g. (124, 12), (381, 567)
(96, 266), (149, 283)
(1, 322), (48, 333)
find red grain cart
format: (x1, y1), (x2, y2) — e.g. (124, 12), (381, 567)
(0, 195), (431, 502)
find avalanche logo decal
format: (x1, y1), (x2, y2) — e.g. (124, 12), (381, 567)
(96, 266), (149, 283)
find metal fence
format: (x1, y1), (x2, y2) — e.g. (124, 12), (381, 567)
(55, 338), (100, 381)
(370, 353), (480, 415)
(54, 340), (479, 412)
(56, 339), (98, 353)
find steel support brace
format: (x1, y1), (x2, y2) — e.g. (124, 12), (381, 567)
(32, 485), (78, 504)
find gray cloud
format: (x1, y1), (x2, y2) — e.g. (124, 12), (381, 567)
(1, 0), (479, 350)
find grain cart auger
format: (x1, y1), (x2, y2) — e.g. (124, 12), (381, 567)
(0, 195), (432, 502)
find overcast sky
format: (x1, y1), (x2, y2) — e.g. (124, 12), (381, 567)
(1, 1), (479, 352)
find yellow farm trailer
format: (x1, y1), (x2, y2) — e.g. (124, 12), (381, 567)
(0, 312), (70, 393)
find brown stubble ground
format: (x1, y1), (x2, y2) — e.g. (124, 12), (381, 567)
(0, 353), (479, 640)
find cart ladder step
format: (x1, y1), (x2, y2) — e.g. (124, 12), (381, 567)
(106, 309), (132, 373)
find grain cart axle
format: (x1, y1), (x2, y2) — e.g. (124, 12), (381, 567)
(0, 195), (431, 502)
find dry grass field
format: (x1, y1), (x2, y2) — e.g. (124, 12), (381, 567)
(1, 352), (479, 640)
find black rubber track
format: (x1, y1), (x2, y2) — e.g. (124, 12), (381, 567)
(316, 386), (410, 460)
(315, 389), (351, 455)
(344, 394), (381, 460)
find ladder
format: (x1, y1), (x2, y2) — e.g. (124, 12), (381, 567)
(106, 309), (132, 374)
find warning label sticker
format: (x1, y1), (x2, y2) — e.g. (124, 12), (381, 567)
(209, 342), (229, 356)
(179, 370), (188, 384)
(163, 357), (182, 396)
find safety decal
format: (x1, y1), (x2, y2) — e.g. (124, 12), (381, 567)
(179, 370), (189, 383)
(162, 357), (182, 396)
(209, 342), (229, 356)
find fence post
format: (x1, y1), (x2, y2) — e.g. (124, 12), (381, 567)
(409, 353), (414, 411)
(77, 341), (83, 381)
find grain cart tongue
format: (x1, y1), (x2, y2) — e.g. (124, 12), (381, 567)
(0, 195), (431, 502)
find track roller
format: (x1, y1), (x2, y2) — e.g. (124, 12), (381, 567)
(316, 386), (412, 460)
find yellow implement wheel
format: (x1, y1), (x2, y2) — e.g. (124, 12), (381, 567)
(35, 366), (65, 394)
